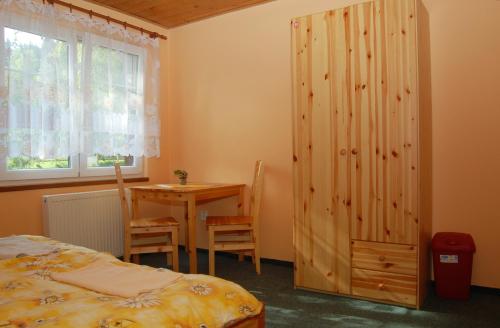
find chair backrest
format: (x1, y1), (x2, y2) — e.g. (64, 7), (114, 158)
(249, 160), (264, 227)
(114, 163), (131, 228)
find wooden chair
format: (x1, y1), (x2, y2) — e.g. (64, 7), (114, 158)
(115, 163), (179, 271)
(206, 160), (264, 276)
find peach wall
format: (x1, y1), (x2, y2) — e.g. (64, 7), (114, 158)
(425, 0), (500, 288)
(0, 0), (172, 236)
(168, 0), (500, 288)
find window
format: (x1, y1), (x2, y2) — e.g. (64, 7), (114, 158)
(0, 26), (145, 182)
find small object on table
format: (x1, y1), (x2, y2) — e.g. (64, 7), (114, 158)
(174, 169), (188, 185)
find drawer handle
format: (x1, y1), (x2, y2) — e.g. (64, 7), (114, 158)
(378, 283), (385, 290)
(378, 255), (386, 262)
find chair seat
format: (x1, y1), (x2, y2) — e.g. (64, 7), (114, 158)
(206, 216), (253, 226)
(130, 217), (179, 228)
(130, 242), (176, 254)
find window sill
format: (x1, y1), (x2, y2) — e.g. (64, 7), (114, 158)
(0, 177), (149, 192)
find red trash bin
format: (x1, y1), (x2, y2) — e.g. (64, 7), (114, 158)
(432, 232), (476, 300)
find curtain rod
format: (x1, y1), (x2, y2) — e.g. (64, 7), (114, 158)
(44, 0), (167, 40)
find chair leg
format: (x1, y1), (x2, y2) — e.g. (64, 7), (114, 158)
(166, 233), (173, 267)
(239, 231), (252, 262)
(254, 229), (261, 275)
(250, 230), (256, 264)
(124, 234), (131, 263)
(172, 228), (179, 272)
(255, 249), (261, 275)
(208, 226), (215, 276)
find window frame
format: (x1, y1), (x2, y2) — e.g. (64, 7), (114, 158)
(0, 154), (144, 181)
(0, 155), (80, 181)
(79, 154), (143, 177)
(0, 25), (147, 183)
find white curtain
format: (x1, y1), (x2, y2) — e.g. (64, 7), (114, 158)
(0, 0), (161, 160)
(81, 35), (149, 157)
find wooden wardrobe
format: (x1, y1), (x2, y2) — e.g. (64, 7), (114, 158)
(291, 0), (432, 308)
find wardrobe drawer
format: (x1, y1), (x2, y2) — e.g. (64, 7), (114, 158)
(351, 240), (417, 275)
(351, 268), (417, 306)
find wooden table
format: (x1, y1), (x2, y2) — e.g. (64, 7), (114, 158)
(129, 183), (245, 273)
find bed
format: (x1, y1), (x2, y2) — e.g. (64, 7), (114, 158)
(0, 236), (264, 328)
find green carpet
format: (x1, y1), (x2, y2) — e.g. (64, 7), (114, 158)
(140, 250), (500, 327)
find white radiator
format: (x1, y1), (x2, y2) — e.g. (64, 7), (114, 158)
(42, 189), (125, 257)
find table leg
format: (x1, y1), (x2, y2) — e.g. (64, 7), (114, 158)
(184, 202), (189, 254)
(238, 185), (246, 262)
(187, 195), (197, 273)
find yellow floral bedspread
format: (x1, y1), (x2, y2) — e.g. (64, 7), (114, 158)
(0, 236), (263, 327)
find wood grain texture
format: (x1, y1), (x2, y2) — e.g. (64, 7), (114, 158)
(292, 10), (351, 295)
(87, 0), (273, 28)
(351, 268), (417, 305)
(292, 0), (430, 307)
(351, 240), (417, 275)
(347, 0), (419, 245)
(46, 0), (166, 39)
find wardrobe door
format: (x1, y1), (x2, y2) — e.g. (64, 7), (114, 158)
(347, 0), (419, 245)
(292, 8), (351, 294)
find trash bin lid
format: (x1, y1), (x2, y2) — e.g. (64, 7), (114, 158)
(432, 232), (476, 253)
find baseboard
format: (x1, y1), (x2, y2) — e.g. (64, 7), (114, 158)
(471, 285), (500, 295)
(261, 257), (294, 268)
(429, 281), (500, 295)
